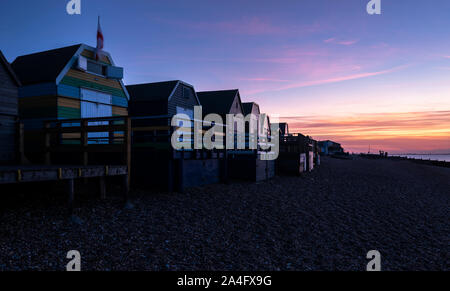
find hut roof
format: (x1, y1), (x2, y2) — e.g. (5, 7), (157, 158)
(126, 81), (180, 102)
(11, 44), (129, 99)
(242, 102), (260, 115)
(0, 50), (21, 86)
(197, 89), (240, 115)
(279, 123), (289, 135)
(11, 44), (82, 86)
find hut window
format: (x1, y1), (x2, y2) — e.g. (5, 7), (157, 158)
(87, 60), (106, 76)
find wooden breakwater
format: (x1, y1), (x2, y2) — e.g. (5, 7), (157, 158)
(359, 154), (450, 168)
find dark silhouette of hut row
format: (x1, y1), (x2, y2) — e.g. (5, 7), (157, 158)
(0, 44), (319, 214)
(275, 122), (320, 175)
(197, 90), (276, 182)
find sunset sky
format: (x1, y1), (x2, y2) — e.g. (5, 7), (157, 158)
(1, 0), (449, 153)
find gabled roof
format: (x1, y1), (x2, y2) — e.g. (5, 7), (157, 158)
(242, 102), (260, 115)
(11, 44), (82, 86)
(197, 89), (241, 115)
(126, 80), (200, 104)
(279, 123), (289, 135)
(0, 50), (21, 86)
(10, 44), (129, 99)
(126, 81), (180, 102)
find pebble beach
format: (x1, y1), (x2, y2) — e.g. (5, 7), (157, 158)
(0, 156), (448, 271)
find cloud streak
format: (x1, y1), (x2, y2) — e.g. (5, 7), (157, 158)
(324, 37), (359, 46)
(246, 65), (408, 94)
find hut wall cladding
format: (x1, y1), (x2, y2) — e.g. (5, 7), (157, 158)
(80, 49), (112, 65)
(181, 159), (221, 188)
(229, 94), (243, 115)
(228, 156), (275, 182)
(0, 61), (18, 163)
(168, 83), (199, 116)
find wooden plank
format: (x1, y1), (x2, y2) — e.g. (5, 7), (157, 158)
(60, 76), (126, 98)
(132, 126), (171, 132)
(81, 50), (112, 65)
(112, 106), (128, 116)
(58, 97), (80, 109)
(45, 124), (126, 134)
(0, 165), (127, 184)
(65, 69), (122, 90)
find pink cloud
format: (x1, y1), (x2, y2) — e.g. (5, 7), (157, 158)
(245, 65), (407, 94)
(323, 37), (359, 46)
(238, 77), (290, 82)
(337, 40), (359, 46)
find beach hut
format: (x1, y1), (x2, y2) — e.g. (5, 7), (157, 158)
(197, 92), (274, 182)
(12, 44), (128, 122)
(277, 128), (313, 175)
(127, 81), (223, 191)
(318, 140), (344, 156)
(11, 44), (129, 163)
(0, 50), (21, 164)
(278, 122), (289, 136)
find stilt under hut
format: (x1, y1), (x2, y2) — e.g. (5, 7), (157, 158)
(5, 44), (131, 213)
(127, 81), (223, 192)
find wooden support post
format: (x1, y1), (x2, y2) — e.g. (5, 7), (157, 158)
(17, 122), (26, 165)
(177, 151), (185, 193)
(67, 179), (75, 216)
(123, 174), (129, 201)
(44, 122), (51, 165)
(222, 150), (229, 184)
(108, 120), (114, 145)
(81, 120), (88, 166)
(124, 117), (132, 187)
(99, 176), (106, 200)
(167, 154), (174, 193)
(122, 174), (133, 209)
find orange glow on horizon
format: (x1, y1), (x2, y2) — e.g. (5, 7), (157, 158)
(282, 111), (450, 154)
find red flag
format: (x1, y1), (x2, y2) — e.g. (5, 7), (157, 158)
(95, 16), (104, 61)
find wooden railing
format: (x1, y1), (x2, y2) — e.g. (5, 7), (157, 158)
(279, 133), (314, 153)
(43, 116), (131, 168)
(30, 115), (280, 167)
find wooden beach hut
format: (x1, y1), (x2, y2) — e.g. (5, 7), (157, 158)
(11, 44), (129, 164)
(0, 50), (21, 164)
(127, 81), (223, 191)
(197, 92), (275, 182)
(0, 46), (130, 215)
(277, 126), (313, 175)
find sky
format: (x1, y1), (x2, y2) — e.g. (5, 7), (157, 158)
(1, 0), (449, 153)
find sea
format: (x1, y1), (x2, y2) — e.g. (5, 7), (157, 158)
(392, 154), (450, 162)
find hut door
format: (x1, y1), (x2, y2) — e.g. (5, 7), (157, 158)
(80, 89), (113, 144)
